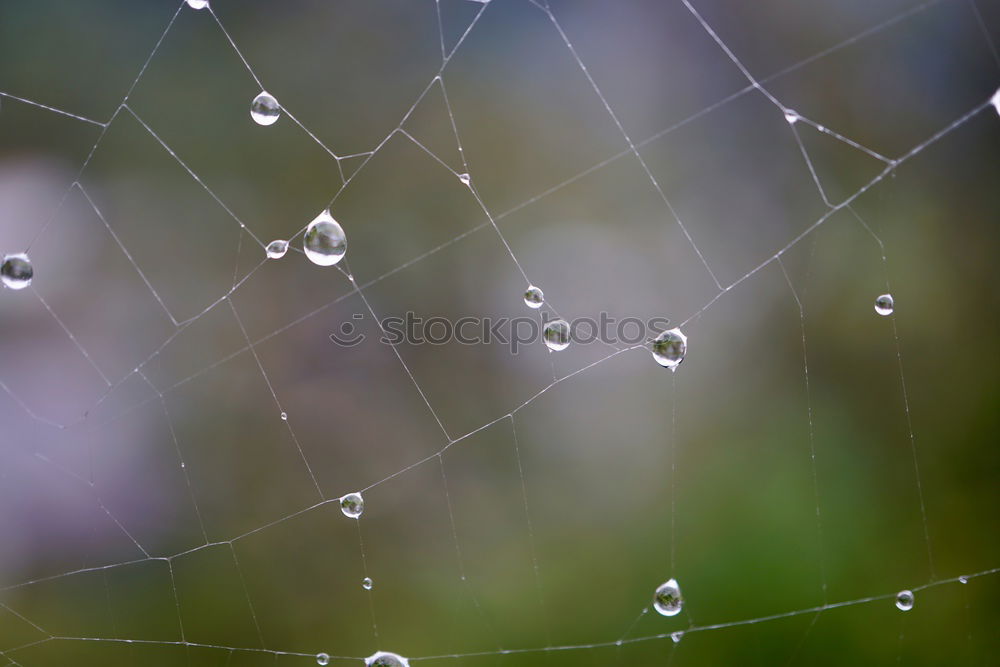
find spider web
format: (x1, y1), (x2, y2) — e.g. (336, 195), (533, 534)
(0, 0), (998, 665)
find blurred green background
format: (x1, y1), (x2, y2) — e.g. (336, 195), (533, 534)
(0, 0), (998, 665)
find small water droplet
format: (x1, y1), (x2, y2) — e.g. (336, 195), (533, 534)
(250, 91), (280, 126)
(671, 631), (684, 644)
(366, 652), (409, 667)
(316, 653), (330, 666)
(362, 577), (373, 590)
(783, 110), (799, 124)
(280, 411), (288, 421)
(1, 253), (33, 290)
(652, 328), (686, 370)
(304, 210), (347, 266)
(266, 239), (288, 259)
(458, 173), (471, 185)
(959, 576), (968, 584)
(874, 293), (894, 316)
(992, 88), (1000, 116)
(523, 285), (544, 309)
(614, 640), (622, 647)
(543, 319), (570, 351)
(895, 589), (914, 611)
(186, 0), (209, 9)
(653, 578), (683, 617)
(340, 492), (364, 519)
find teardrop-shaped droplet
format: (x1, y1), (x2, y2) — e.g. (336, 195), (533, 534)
(362, 577), (373, 590)
(250, 91), (280, 126)
(458, 173), (471, 186)
(366, 652), (409, 667)
(266, 239), (288, 259)
(523, 285), (544, 309)
(652, 328), (686, 370)
(1, 253), (33, 290)
(186, 0), (209, 9)
(653, 578), (683, 617)
(784, 110), (799, 124)
(543, 319), (571, 351)
(340, 492), (364, 519)
(304, 210), (347, 266)
(874, 293), (894, 316)
(895, 589), (914, 611)
(316, 653), (330, 666)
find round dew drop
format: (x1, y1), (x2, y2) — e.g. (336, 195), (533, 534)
(362, 577), (373, 590)
(784, 110), (800, 124)
(280, 411), (288, 421)
(316, 653), (330, 666)
(1, 253), (33, 290)
(543, 319), (571, 351)
(186, 0), (209, 9)
(340, 492), (364, 519)
(266, 239), (288, 259)
(895, 589), (914, 611)
(250, 91), (280, 126)
(652, 328), (686, 370)
(653, 578), (683, 617)
(523, 285), (544, 309)
(304, 211), (347, 266)
(366, 652), (410, 667)
(874, 293), (894, 316)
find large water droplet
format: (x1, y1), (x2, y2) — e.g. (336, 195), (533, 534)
(653, 578), (683, 617)
(543, 319), (570, 351)
(250, 91), (280, 126)
(784, 109), (800, 124)
(186, 0), (209, 9)
(266, 239), (288, 259)
(523, 285), (544, 309)
(366, 652), (409, 667)
(874, 293), (894, 316)
(458, 173), (471, 186)
(1, 253), (33, 290)
(316, 653), (330, 666)
(304, 211), (347, 266)
(959, 576), (968, 584)
(362, 577), (373, 590)
(651, 328), (686, 370)
(895, 589), (914, 611)
(340, 492), (364, 519)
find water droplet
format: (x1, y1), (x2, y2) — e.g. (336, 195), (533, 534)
(316, 653), (330, 666)
(186, 0), (209, 9)
(543, 319), (571, 351)
(458, 173), (471, 185)
(671, 631), (684, 644)
(783, 110), (799, 124)
(653, 578), (683, 617)
(523, 285), (544, 309)
(895, 589), (914, 611)
(362, 577), (373, 590)
(1, 253), (33, 290)
(266, 239), (288, 259)
(651, 328), (686, 370)
(280, 411), (288, 421)
(340, 492), (364, 519)
(366, 652), (409, 667)
(959, 576), (968, 584)
(304, 210), (347, 266)
(250, 91), (280, 126)
(874, 293), (894, 316)
(992, 88), (1000, 116)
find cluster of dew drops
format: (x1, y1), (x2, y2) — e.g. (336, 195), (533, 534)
(0, 2), (932, 661)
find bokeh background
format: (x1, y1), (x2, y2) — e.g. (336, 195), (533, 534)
(1, 0), (998, 665)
